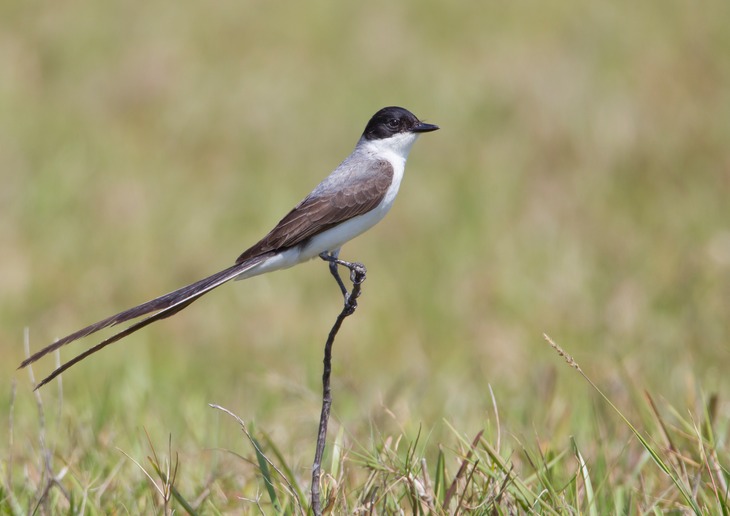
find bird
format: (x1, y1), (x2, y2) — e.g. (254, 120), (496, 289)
(20, 106), (439, 389)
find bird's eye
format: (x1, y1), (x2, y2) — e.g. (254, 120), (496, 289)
(387, 118), (400, 129)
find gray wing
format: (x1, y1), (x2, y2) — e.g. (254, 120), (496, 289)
(237, 159), (393, 263)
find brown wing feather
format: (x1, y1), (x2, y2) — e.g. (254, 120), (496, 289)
(237, 160), (393, 262)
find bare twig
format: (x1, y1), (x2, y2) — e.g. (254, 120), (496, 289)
(311, 256), (367, 516)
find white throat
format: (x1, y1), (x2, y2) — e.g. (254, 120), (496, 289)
(357, 132), (420, 165)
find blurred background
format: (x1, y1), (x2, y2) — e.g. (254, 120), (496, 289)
(2, 0), (729, 502)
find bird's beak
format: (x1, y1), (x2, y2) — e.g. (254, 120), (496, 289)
(412, 122), (439, 133)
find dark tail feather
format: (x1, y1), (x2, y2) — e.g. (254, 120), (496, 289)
(20, 255), (268, 375)
(33, 295), (201, 390)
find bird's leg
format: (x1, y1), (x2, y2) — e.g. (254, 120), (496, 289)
(319, 251), (367, 308)
(319, 250), (348, 298)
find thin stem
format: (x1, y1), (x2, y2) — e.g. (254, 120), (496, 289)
(310, 259), (366, 515)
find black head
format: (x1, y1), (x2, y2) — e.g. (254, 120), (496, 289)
(362, 106), (439, 141)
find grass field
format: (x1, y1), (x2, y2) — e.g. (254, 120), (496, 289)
(2, 0), (730, 513)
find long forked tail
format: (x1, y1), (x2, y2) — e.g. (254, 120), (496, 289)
(19, 254), (271, 390)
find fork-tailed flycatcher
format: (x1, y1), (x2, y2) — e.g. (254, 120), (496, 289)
(20, 106), (439, 389)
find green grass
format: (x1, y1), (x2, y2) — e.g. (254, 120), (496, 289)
(2, 0), (730, 513)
